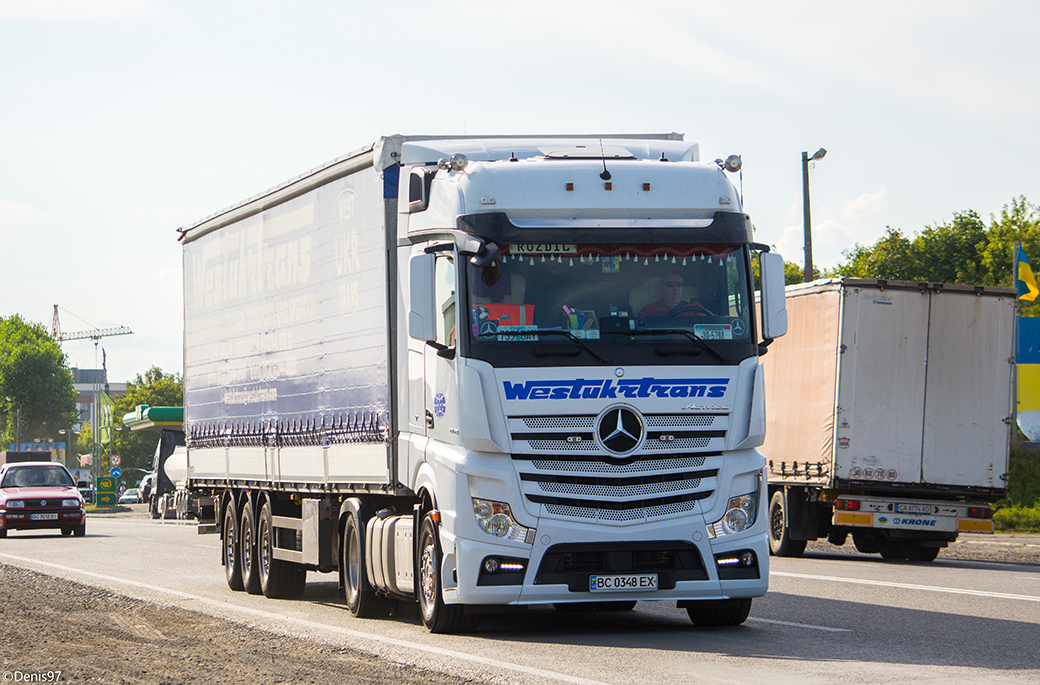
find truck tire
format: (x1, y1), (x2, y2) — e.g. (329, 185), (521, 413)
(903, 542), (940, 562)
(879, 540), (907, 560)
(418, 513), (477, 634)
(686, 598), (752, 627)
(852, 531), (883, 554)
(342, 512), (390, 618)
(239, 500), (262, 595)
(224, 503), (244, 591)
(768, 491), (806, 557)
(258, 501), (306, 599)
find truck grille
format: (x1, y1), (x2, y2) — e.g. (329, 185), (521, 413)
(511, 413), (725, 524)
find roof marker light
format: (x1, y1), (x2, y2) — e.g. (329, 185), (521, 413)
(643, 183), (651, 191)
(566, 183), (574, 191)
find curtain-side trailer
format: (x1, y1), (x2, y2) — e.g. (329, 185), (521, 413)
(761, 278), (1014, 562)
(180, 134), (790, 632)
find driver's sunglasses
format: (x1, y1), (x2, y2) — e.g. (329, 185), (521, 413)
(662, 281), (683, 288)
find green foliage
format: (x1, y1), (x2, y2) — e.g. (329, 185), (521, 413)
(834, 197), (1040, 318)
(994, 505), (1040, 532)
(994, 447), (1040, 532)
(111, 367), (183, 476)
(1004, 446), (1040, 507)
(0, 315), (78, 448)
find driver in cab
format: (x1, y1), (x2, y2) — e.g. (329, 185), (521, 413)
(638, 271), (711, 317)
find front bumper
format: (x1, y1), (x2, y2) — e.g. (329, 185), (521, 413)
(0, 509), (85, 531)
(444, 515), (768, 606)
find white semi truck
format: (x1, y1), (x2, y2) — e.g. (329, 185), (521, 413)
(761, 278), (1014, 562)
(179, 134), (789, 632)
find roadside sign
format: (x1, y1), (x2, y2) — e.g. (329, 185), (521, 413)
(110, 455), (121, 467)
(96, 476), (115, 492)
(110, 466), (122, 478)
(96, 492), (117, 506)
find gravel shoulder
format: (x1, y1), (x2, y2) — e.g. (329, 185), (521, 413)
(806, 531), (1040, 565)
(0, 562), (470, 685)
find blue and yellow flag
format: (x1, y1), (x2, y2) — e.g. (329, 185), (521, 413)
(1017, 245), (1038, 301)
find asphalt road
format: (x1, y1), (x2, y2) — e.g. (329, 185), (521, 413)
(2, 509), (1039, 685)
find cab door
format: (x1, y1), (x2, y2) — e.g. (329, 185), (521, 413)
(424, 249), (460, 447)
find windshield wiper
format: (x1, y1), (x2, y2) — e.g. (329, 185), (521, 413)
(478, 329), (611, 364)
(603, 328), (726, 362)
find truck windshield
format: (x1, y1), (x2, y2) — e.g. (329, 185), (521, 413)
(465, 243), (755, 365)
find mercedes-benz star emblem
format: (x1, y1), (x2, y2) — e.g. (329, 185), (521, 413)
(597, 407), (644, 455)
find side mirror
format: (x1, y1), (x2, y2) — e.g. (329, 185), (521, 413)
(408, 253), (437, 341)
(760, 252), (788, 339)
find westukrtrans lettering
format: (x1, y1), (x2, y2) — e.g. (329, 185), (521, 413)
(502, 378), (729, 400)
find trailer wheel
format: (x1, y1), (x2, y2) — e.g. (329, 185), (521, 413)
(686, 598), (752, 627)
(903, 542), (940, 562)
(879, 540), (907, 560)
(239, 500), (262, 594)
(768, 491), (806, 557)
(224, 503), (244, 591)
(418, 513), (476, 634)
(258, 502), (306, 599)
(852, 531), (883, 554)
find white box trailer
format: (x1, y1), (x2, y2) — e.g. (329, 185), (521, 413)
(180, 133), (791, 632)
(761, 278), (1014, 561)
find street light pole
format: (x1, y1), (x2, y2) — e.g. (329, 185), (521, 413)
(59, 427), (77, 469)
(802, 147), (827, 283)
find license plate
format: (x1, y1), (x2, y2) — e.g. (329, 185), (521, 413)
(30, 513), (58, 521)
(895, 503), (933, 514)
(589, 573), (659, 593)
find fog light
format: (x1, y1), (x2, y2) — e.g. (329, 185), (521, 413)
(484, 558), (500, 573)
(740, 551), (755, 567)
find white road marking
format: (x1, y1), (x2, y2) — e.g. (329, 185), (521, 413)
(0, 552), (611, 685)
(772, 571), (1040, 603)
(747, 617), (850, 632)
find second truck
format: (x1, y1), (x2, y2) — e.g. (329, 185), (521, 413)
(179, 134), (789, 632)
(761, 278), (1014, 561)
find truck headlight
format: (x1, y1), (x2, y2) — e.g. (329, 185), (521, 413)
(708, 491), (758, 537)
(472, 498), (532, 543)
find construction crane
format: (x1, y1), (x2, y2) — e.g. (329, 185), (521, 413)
(51, 305), (133, 344)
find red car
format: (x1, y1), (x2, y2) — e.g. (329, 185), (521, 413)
(0, 462), (86, 537)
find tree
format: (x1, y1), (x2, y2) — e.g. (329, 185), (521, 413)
(837, 227), (916, 280)
(834, 197), (1040, 317)
(111, 367), (183, 476)
(0, 315), (77, 449)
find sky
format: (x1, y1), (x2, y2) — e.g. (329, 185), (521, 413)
(2, 0), (1039, 383)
